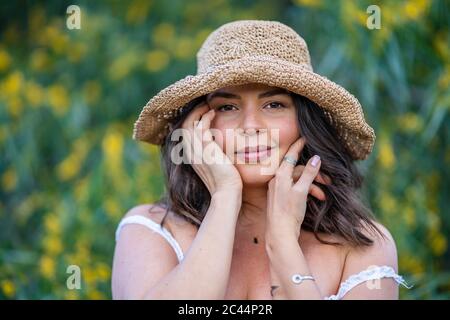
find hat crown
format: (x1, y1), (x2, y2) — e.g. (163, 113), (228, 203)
(196, 20), (313, 74)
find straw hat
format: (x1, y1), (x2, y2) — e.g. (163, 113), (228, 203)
(133, 20), (375, 160)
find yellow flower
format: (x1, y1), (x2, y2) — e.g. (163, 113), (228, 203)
(145, 49), (169, 72)
(294, 0), (322, 8)
(67, 42), (88, 63)
(174, 37), (194, 60)
(397, 112), (424, 133)
(42, 234), (63, 255)
(438, 64), (450, 90)
(152, 23), (175, 48)
(149, 144), (160, 158)
(378, 138), (396, 169)
(109, 51), (139, 81)
(126, 0), (152, 25)
(57, 136), (89, 181)
(2, 167), (17, 192)
(102, 130), (124, 170)
(433, 32), (450, 61)
(102, 127), (129, 189)
(44, 213), (62, 235)
(74, 175), (90, 202)
(83, 267), (97, 286)
(138, 143), (160, 158)
(0, 48), (12, 71)
(1, 280), (16, 298)
(95, 263), (111, 282)
(341, 1), (367, 28)
(25, 81), (45, 107)
(379, 192), (397, 215)
(6, 96), (23, 118)
(57, 153), (82, 181)
(30, 49), (50, 72)
(426, 210), (441, 231)
(39, 255), (56, 279)
(104, 198), (121, 219)
(44, 25), (69, 54)
(2, 71), (23, 97)
(399, 254), (424, 275)
(87, 289), (105, 300)
(66, 243), (90, 268)
(402, 0), (430, 20)
(64, 290), (79, 300)
(429, 232), (447, 256)
(403, 206), (416, 229)
(47, 84), (69, 116)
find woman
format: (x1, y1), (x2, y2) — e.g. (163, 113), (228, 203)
(112, 20), (411, 299)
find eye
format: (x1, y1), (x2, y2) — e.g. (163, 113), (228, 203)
(264, 102), (286, 109)
(216, 104), (238, 112)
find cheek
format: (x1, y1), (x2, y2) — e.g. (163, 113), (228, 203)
(272, 117), (300, 150)
(282, 122), (300, 142)
(210, 118), (231, 153)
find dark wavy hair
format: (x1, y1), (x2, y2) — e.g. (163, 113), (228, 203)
(150, 91), (383, 247)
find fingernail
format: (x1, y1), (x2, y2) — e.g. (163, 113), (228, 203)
(311, 155), (320, 167)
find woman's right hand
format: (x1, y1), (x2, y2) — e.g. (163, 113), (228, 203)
(181, 103), (243, 195)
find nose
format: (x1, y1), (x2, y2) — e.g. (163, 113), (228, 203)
(239, 108), (266, 136)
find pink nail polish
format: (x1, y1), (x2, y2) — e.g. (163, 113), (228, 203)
(311, 155), (320, 167)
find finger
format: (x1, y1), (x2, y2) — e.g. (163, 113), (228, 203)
(320, 173), (332, 185)
(193, 105), (213, 129)
(181, 126), (196, 164)
(292, 155), (321, 197)
(292, 166), (327, 200)
(277, 136), (306, 176)
(197, 109), (215, 141)
(182, 106), (211, 164)
(292, 166), (332, 185)
(309, 183), (327, 201)
(182, 102), (209, 129)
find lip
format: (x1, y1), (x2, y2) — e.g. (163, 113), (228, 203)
(235, 145), (273, 154)
(234, 146), (274, 162)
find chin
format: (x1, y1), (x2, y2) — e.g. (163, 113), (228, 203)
(234, 163), (275, 187)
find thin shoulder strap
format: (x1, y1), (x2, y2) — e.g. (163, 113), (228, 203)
(324, 265), (413, 300)
(115, 215), (184, 263)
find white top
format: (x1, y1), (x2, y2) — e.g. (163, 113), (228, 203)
(115, 215), (412, 300)
(115, 215), (184, 262)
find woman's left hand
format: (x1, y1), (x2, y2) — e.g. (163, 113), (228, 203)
(266, 137), (323, 241)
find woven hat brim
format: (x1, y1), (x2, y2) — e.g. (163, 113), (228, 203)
(133, 55), (375, 160)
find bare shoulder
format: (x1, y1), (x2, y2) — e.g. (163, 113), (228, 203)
(119, 203), (199, 253)
(112, 203), (190, 299)
(121, 203), (193, 234)
(123, 203), (167, 223)
(333, 221), (401, 299)
(346, 220), (398, 271)
(352, 221), (397, 254)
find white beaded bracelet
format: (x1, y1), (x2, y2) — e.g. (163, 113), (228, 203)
(291, 274), (315, 284)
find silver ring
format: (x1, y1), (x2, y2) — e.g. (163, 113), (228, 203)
(283, 156), (297, 166)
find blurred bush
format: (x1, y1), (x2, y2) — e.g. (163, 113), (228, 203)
(0, 0), (449, 299)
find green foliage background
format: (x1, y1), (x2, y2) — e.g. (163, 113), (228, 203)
(0, 0), (449, 299)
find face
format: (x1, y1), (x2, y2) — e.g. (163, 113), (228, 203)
(206, 83), (301, 186)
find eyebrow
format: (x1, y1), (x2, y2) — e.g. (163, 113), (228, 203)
(206, 88), (290, 102)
